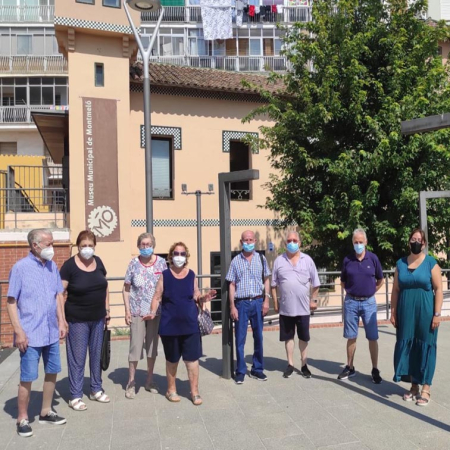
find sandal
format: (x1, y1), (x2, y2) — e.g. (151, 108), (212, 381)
(68, 398), (87, 411)
(145, 381), (159, 394)
(165, 392), (181, 403)
(416, 390), (431, 407)
(403, 385), (420, 402)
(89, 390), (110, 403)
(125, 382), (136, 399)
(191, 394), (203, 406)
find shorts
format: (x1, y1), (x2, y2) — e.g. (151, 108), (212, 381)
(128, 315), (160, 361)
(160, 333), (202, 363)
(279, 314), (310, 342)
(343, 296), (379, 341)
(20, 341), (61, 382)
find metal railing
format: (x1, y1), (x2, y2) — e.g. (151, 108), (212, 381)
(0, 105), (56, 124)
(0, 5), (54, 23)
(0, 187), (67, 230)
(2, 269), (450, 345)
(141, 5), (312, 23)
(145, 54), (289, 72)
(0, 55), (68, 74)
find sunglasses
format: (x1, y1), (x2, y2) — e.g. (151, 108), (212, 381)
(173, 251), (187, 256)
(287, 239), (299, 243)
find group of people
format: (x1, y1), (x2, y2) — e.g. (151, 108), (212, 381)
(6, 226), (442, 438)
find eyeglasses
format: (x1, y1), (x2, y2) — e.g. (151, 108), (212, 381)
(139, 244), (152, 249)
(410, 239), (423, 244)
(287, 239), (299, 243)
(173, 251), (186, 256)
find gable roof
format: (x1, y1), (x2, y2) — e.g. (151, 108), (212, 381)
(130, 62), (285, 95)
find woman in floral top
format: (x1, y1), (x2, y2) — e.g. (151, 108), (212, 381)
(122, 232), (167, 399)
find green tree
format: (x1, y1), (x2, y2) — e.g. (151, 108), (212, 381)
(246, 0), (450, 269)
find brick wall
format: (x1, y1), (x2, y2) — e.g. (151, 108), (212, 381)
(0, 242), (71, 348)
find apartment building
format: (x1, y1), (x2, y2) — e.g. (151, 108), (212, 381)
(141, 0), (311, 72)
(0, 0), (67, 231)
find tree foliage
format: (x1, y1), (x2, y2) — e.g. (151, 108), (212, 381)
(246, 0), (450, 269)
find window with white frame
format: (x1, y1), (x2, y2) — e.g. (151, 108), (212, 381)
(152, 138), (173, 199)
(158, 28), (184, 57)
(0, 26), (60, 56)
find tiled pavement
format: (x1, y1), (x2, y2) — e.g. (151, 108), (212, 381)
(1, 323), (450, 450)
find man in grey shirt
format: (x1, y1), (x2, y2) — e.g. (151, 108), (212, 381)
(271, 231), (321, 379)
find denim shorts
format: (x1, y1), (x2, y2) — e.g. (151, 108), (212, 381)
(20, 341), (61, 382)
(343, 296), (379, 341)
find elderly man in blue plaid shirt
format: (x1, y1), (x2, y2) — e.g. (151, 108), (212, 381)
(226, 230), (271, 384)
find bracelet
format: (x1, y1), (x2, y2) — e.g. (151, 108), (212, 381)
(265, 293), (272, 299)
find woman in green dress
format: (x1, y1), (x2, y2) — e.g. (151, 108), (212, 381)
(390, 228), (443, 406)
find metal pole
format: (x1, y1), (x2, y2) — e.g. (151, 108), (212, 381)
(124, 4), (165, 233)
(196, 190), (202, 289)
(385, 274), (389, 320)
(219, 177), (233, 379)
(419, 191), (428, 254)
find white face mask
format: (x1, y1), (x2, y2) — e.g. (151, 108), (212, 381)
(173, 256), (186, 268)
(39, 245), (54, 261)
(80, 247), (95, 260)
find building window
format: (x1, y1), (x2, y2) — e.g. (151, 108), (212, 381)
(0, 142), (17, 155)
(230, 140), (250, 201)
(152, 138), (173, 199)
(103, 0), (120, 7)
(95, 63), (104, 87)
(17, 35), (31, 55)
(76, 0), (95, 4)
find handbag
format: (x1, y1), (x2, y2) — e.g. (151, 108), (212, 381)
(100, 324), (111, 371)
(198, 304), (214, 336)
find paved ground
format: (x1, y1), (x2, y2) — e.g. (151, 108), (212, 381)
(1, 323), (450, 450)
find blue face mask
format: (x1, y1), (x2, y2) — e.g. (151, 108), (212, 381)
(242, 242), (255, 253)
(286, 242), (299, 253)
(139, 247), (154, 257)
(353, 243), (365, 254)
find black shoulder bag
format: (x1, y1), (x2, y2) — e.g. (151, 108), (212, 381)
(101, 323), (111, 371)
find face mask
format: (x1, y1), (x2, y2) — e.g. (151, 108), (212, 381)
(410, 242), (423, 255)
(39, 245), (54, 261)
(353, 243), (365, 254)
(139, 247), (154, 258)
(173, 256), (186, 267)
(242, 243), (255, 252)
(80, 247), (95, 260)
(286, 242), (299, 253)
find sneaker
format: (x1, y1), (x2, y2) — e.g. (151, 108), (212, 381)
(249, 371), (268, 381)
(145, 381), (159, 394)
(38, 411), (66, 425)
(283, 364), (294, 378)
(371, 368), (382, 384)
(235, 373), (245, 384)
(125, 382), (136, 399)
(301, 364), (312, 379)
(16, 419), (33, 437)
(338, 365), (356, 380)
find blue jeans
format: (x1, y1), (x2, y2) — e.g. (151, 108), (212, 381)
(343, 296), (379, 340)
(20, 341), (61, 382)
(235, 298), (264, 376)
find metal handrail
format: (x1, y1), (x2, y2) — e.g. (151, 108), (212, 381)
(0, 5), (55, 23)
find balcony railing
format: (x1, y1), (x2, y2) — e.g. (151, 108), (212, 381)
(0, 5), (54, 23)
(0, 55), (68, 74)
(146, 54), (289, 72)
(0, 105), (58, 124)
(141, 5), (312, 23)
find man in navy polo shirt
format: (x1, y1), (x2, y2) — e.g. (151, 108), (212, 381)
(338, 228), (384, 384)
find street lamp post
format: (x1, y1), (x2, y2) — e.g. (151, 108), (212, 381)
(124, 0), (165, 233)
(181, 184), (215, 289)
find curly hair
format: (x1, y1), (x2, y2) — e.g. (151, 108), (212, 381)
(168, 241), (190, 266)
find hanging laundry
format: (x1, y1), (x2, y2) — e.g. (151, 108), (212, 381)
(254, 5), (260, 13)
(271, 4), (277, 12)
(249, 4), (255, 16)
(276, 4), (283, 12)
(201, 0), (233, 41)
(236, 9), (243, 25)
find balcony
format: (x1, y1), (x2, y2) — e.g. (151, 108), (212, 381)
(0, 5), (54, 23)
(0, 105), (67, 124)
(0, 55), (68, 75)
(141, 5), (312, 23)
(146, 55), (289, 72)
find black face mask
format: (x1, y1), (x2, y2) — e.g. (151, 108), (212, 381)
(410, 242), (423, 255)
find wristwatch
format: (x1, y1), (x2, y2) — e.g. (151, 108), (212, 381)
(311, 299), (318, 304)
(434, 312), (441, 317)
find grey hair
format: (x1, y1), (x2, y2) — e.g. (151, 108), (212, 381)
(137, 232), (155, 248)
(352, 228), (367, 241)
(285, 230), (300, 241)
(27, 228), (53, 247)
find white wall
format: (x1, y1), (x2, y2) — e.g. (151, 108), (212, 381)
(0, 129), (45, 156)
